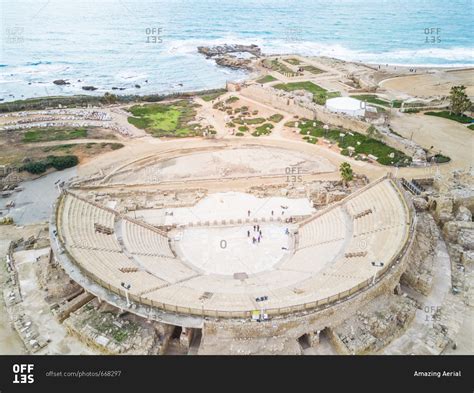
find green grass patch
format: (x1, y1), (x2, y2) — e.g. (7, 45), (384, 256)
(302, 65), (324, 75)
(241, 117), (266, 125)
(238, 125), (249, 132)
(264, 59), (297, 76)
(256, 75), (277, 84)
(285, 58), (301, 66)
(268, 114), (284, 123)
(350, 94), (390, 107)
(42, 144), (77, 152)
(236, 132), (244, 136)
(42, 142), (123, 153)
(252, 123), (274, 137)
(425, 111), (474, 124)
(225, 96), (240, 104)
(298, 121), (412, 166)
(22, 127), (88, 143)
(467, 124), (474, 130)
(128, 100), (201, 137)
(199, 90), (226, 102)
(274, 81), (341, 105)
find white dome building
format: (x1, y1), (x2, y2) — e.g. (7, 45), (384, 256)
(325, 97), (366, 117)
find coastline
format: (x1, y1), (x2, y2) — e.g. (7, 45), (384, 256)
(2, 53), (473, 107)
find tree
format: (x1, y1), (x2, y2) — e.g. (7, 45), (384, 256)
(340, 162), (353, 186)
(366, 125), (379, 140)
(101, 92), (118, 105)
(449, 85), (471, 115)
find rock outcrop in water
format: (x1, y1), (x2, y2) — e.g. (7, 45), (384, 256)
(198, 44), (262, 57)
(197, 44), (262, 70)
(53, 79), (70, 86)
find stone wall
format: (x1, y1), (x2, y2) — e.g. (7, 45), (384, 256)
(401, 213), (439, 295)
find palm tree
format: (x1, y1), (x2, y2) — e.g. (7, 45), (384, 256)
(340, 162), (353, 187)
(449, 85), (471, 115)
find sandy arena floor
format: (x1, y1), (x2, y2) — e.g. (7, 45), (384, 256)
(111, 146), (336, 184)
(380, 69), (474, 98)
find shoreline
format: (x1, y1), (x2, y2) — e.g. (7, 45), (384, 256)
(2, 52), (473, 105)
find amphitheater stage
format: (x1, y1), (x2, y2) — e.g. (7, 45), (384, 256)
(174, 223), (293, 275)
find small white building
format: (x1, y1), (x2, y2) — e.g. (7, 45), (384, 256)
(326, 97), (366, 117)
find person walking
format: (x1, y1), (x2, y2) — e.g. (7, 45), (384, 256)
(247, 230), (250, 237)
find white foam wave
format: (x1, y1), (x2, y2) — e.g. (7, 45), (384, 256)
(164, 36), (474, 67)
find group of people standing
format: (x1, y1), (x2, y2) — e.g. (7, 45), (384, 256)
(248, 224), (263, 244)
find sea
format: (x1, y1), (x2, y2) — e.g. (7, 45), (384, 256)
(0, 0), (473, 102)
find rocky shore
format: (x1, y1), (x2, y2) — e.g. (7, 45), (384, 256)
(198, 44), (262, 70)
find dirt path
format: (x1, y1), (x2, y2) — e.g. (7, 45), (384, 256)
(390, 111), (474, 174)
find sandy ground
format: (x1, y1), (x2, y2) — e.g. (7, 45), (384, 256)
(380, 69), (474, 98)
(112, 146), (336, 184)
(389, 111), (474, 173)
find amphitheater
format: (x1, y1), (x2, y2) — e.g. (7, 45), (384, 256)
(49, 141), (416, 340)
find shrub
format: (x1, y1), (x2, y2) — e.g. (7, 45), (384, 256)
(21, 161), (48, 174)
(268, 114), (284, 123)
(225, 96), (239, 104)
(47, 155), (79, 170)
(20, 155), (79, 174)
